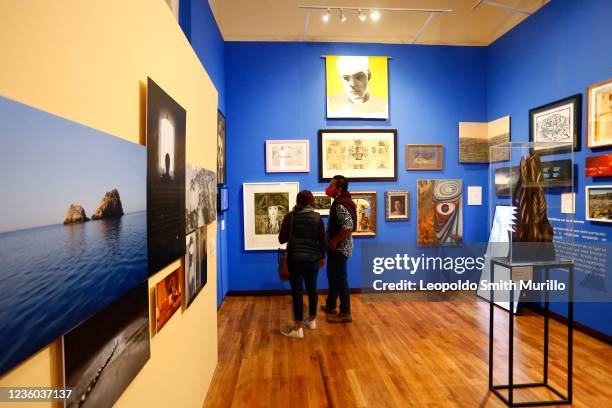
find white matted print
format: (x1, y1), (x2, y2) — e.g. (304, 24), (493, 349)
(467, 186), (483, 206)
(585, 185), (612, 223)
(243, 182), (299, 250)
(312, 192), (333, 216)
(265, 140), (309, 173)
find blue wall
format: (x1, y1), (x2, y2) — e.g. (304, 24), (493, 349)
(224, 42), (490, 291)
(486, 0), (612, 336)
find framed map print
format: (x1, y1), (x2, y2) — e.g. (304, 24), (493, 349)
(243, 182), (299, 250)
(529, 94), (581, 153)
(587, 78), (612, 148)
(265, 140), (309, 173)
(325, 56), (389, 119)
(318, 129), (397, 182)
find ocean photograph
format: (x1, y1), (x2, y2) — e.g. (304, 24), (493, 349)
(0, 96), (147, 375)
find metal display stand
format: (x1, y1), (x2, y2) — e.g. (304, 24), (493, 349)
(489, 257), (574, 407)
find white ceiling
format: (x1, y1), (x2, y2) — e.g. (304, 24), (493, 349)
(208, 0), (549, 46)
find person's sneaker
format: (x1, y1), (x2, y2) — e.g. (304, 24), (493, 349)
(281, 327), (304, 339)
(320, 305), (337, 314)
(327, 313), (352, 323)
(303, 318), (316, 330)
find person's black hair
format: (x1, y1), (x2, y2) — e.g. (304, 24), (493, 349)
(332, 175), (349, 193)
(296, 190), (314, 208)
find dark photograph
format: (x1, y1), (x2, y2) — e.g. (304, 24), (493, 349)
(63, 283), (150, 408)
(147, 77), (186, 274)
(217, 110), (226, 185)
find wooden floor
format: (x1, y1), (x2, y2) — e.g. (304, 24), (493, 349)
(204, 295), (612, 407)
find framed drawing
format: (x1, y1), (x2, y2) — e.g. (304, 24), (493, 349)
(243, 182), (299, 250)
(406, 144), (443, 170)
(318, 129), (397, 182)
(217, 110), (226, 185)
(458, 116), (510, 163)
(265, 140), (310, 173)
(312, 192), (333, 216)
(585, 185), (612, 223)
(325, 56), (389, 119)
(587, 78), (612, 148)
(385, 191), (409, 221)
(147, 77), (186, 275)
(417, 179), (463, 246)
(586, 154), (612, 177)
(352, 192), (377, 236)
(529, 94), (581, 153)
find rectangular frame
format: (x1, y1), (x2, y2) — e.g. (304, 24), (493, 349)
(587, 78), (612, 148)
(217, 110), (226, 185)
(529, 94), (581, 153)
(585, 185), (612, 223)
(265, 139), (310, 173)
(406, 144), (443, 170)
(243, 182), (299, 250)
(352, 191), (377, 237)
(586, 154), (612, 177)
(385, 191), (409, 221)
(318, 129), (397, 182)
(312, 191), (333, 216)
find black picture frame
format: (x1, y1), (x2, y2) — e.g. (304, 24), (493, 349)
(529, 94), (581, 153)
(318, 128), (398, 182)
(217, 110), (227, 185)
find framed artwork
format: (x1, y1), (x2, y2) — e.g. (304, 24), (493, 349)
(385, 191), (409, 221)
(529, 94), (581, 153)
(147, 77), (186, 275)
(0, 96), (147, 376)
(318, 129), (397, 182)
(243, 182), (299, 250)
(417, 179), (463, 246)
(352, 192), (377, 236)
(459, 115), (510, 163)
(585, 186), (612, 223)
(186, 163), (217, 232)
(586, 154), (612, 177)
(218, 185), (229, 212)
(217, 110), (226, 185)
(467, 186), (482, 206)
(155, 269), (182, 333)
(63, 283), (150, 408)
(406, 144), (443, 170)
(494, 166), (519, 197)
(265, 139), (310, 173)
(541, 159), (573, 187)
(184, 225), (207, 308)
(325, 55), (389, 119)
(312, 191), (333, 216)
(587, 79), (612, 148)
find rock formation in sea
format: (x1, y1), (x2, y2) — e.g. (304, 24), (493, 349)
(91, 189), (125, 220)
(64, 204), (89, 224)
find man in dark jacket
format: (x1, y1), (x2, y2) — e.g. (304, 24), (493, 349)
(322, 175), (357, 323)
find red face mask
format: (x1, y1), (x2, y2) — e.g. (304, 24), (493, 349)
(325, 185), (334, 197)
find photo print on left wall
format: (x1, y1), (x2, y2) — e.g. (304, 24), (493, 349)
(146, 77), (186, 275)
(0, 96), (148, 376)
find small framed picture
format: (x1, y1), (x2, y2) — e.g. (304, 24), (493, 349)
(265, 140), (310, 173)
(529, 94), (581, 153)
(312, 192), (333, 216)
(586, 154), (612, 177)
(585, 185), (612, 223)
(352, 192), (377, 237)
(406, 144), (443, 170)
(385, 191), (409, 221)
(587, 78), (612, 148)
(217, 185), (228, 212)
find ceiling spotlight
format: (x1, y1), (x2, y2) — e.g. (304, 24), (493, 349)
(322, 8), (330, 22)
(370, 9), (381, 21)
(358, 9), (367, 22)
(340, 9), (347, 22)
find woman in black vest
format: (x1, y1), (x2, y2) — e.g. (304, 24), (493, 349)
(278, 190), (326, 339)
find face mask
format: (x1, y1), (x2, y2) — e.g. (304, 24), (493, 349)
(325, 185), (334, 197)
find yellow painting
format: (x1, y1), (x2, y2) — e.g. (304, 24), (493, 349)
(326, 56), (389, 119)
(588, 78), (612, 148)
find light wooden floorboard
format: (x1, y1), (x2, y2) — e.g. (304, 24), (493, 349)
(204, 295), (611, 407)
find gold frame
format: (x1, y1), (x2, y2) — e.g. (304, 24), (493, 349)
(352, 191), (377, 237)
(587, 78), (612, 148)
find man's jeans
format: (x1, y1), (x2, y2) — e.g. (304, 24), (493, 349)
(326, 250), (350, 314)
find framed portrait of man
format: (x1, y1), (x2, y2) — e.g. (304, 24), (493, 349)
(318, 129), (397, 182)
(242, 182), (299, 250)
(325, 56), (389, 119)
(385, 191), (409, 221)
